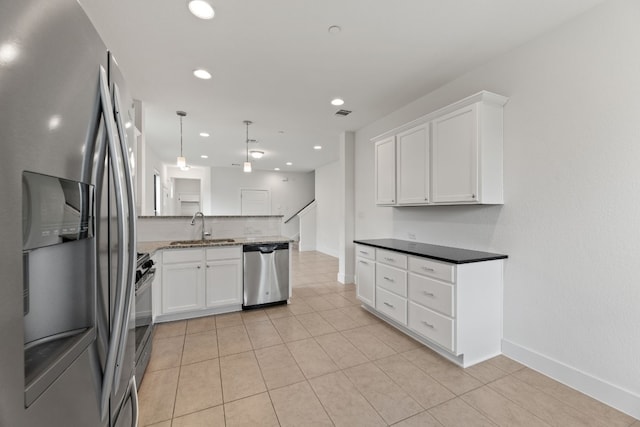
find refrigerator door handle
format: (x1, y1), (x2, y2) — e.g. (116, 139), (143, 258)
(111, 84), (138, 394)
(129, 375), (139, 427)
(97, 65), (129, 421)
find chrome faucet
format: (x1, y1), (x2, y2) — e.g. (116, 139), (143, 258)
(190, 211), (210, 240)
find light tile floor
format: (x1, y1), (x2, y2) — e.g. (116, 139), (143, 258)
(139, 249), (639, 427)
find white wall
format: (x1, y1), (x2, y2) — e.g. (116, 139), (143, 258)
(211, 167), (314, 235)
(315, 161), (340, 257)
(354, 0), (640, 417)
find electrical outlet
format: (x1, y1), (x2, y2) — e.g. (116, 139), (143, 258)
(408, 233), (416, 240)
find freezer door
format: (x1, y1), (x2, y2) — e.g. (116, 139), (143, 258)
(0, 0), (108, 425)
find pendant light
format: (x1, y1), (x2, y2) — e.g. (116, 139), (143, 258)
(176, 111), (187, 168)
(243, 120), (252, 173)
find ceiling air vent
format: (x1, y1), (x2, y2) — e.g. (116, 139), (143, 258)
(335, 109), (352, 117)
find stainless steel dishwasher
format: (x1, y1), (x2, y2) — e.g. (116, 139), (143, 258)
(243, 242), (290, 309)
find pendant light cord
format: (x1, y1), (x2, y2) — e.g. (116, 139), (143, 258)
(180, 115), (184, 157)
(245, 121), (249, 162)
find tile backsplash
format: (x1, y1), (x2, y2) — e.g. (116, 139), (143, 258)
(137, 216), (283, 242)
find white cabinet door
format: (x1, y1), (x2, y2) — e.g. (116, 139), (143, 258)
(162, 262), (205, 314)
(375, 137), (396, 205)
(356, 257), (375, 307)
(431, 104), (478, 203)
(397, 123), (430, 204)
(205, 259), (242, 308)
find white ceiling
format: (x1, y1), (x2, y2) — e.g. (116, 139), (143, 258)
(79, 0), (604, 172)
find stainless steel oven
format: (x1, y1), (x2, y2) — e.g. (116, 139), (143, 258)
(134, 253), (154, 383)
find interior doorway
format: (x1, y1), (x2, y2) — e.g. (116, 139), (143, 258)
(240, 189), (271, 215)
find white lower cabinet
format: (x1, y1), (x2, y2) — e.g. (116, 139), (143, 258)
(162, 249), (205, 314)
(205, 247), (242, 308)
(408, 301), (454, 352)
(375, 287), (407, 325)
(357, 244), (504, 367)
(159, 246), (243, 321)
(355, 244), (375, 307)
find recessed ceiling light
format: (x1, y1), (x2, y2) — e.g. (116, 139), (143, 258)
(193, 68), (212, 79)
(331, 98), (344, 106)
(328, 25), (341, 34)
(200, 155), (208, 159)
(274, 168), (280, 171)
(313, 145), (322, 150)
(200, 132), (210, 137)
(188, 0), (215, 19)
(286, 162), (292, 166)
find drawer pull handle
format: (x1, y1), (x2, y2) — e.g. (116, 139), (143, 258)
(421, 267), (435, 272)
(359, 250), (368, 255)
(384, 257), (395, 262)
(421, 320), (435, 328)
(359, 260), (369, 265)
(423, 291), (435, 297)
(383, 302), (394, 308)
(383, 276), (395, 282)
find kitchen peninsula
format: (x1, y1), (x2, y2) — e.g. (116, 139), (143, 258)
(137, 215), (293, 323)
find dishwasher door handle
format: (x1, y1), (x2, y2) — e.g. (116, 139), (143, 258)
(258, 245), (278, 254)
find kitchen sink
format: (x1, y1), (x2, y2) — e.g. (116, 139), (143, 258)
(169, 239), (235, 245)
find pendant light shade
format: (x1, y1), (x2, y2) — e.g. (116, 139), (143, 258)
(176, 111), (187, 167)
(243, 120), (252, 173)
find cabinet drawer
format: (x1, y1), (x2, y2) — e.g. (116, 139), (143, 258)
(355, 244), (375, 261)
(408, 274), (454, 317)
(206, 246), (242, 260)
(376, 249), (408, 269)
(408, 256), (454, 283)
(376, 263), (407, 297)
(163, 248), (203, 264)
(376, 287), (407, 325)
(408, 302), (455, 352)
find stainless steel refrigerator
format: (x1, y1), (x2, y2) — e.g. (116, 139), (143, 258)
(0, 0), (138, 425)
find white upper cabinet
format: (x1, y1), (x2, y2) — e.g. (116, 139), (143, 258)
(431, 105), (478, 203)
(375, 136), (396, 205)
(397, 123), (430, 205)
(372, 91), (508, 206)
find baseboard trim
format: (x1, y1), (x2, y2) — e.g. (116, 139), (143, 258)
(502, 339), (640, 420)
(337, 273), (355, 284)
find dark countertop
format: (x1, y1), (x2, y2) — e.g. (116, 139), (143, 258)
(354, 238), (507, 264)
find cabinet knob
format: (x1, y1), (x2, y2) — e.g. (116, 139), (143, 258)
(197, 265), (201, 269)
